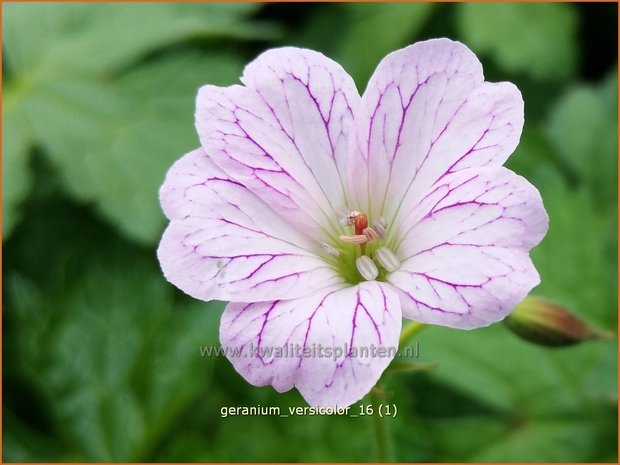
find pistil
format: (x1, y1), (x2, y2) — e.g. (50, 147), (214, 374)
(354, 213), (369, 254)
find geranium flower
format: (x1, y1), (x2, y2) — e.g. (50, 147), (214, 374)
(157, 39), (548, 407)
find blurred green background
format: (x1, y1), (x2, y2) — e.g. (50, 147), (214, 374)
(2, 2), (617, 462)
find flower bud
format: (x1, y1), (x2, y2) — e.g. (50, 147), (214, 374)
(504, 296), (612, 347)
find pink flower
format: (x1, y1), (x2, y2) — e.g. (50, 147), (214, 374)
(158, 39), (548, 407)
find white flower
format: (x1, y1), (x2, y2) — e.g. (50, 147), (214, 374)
(158, 39), (548, 407)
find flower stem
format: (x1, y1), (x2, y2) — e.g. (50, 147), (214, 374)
(399, 320), (427, 348)
(368, 322), (428, 461)
(370, 387), (394, 462)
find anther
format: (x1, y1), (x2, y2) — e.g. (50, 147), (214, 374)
(356, 255), (379, 281)
(339, 234), (368, 244)
(363, 227), (380, 243)
(320, 242), (340, 257)
(375, 247), (401, 272)
(372, 217), (387, 240)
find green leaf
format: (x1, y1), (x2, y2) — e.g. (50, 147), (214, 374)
(3, 3), (271, 75)
(290, 3), (435, 87)
(400, 170), (618, 461)
(406, 323), (616, 461)
(2, 108), (33, 238)
(457, 3), (578, 80)
(505, 126), (558, 181)
(23, 52), (244, 243)
(335, 3), (436, 85)
(471, 418), (605, 462)
(3, 3), (265, 244)
(546, 72), (618, 208)
(3, 409), (68, 462)
(2, 3), (91, 76)
(532, 178), (617, 329)
(386, 361), (438, 374)
(5, 244), (223, 461)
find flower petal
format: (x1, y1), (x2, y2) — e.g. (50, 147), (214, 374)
(158, 148), (341, 302)
(387, 166), (548, 329)
(220, 282), (402, 407)
(349, 38), (524, 229)
(196, 47), (360, 238)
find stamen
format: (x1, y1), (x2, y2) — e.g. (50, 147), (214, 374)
(320, 242), (340, 257)
(339, 234), (368, 244)
(356, 255), (378, 281)
(375, 247), (401, 272)
(372, 217), (387, 240)
(374, 217), (387, 228)
(363, 227), (380, 243)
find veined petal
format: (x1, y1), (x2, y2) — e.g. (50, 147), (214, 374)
(158, 148), (341, 303)
(388, 167), (548, 329)
(220, 282), (402, 407)
(349, 38), (524, 231)
(196, 47), (360, 239)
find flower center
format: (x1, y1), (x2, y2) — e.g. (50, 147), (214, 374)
(321, 210), (401, 284)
